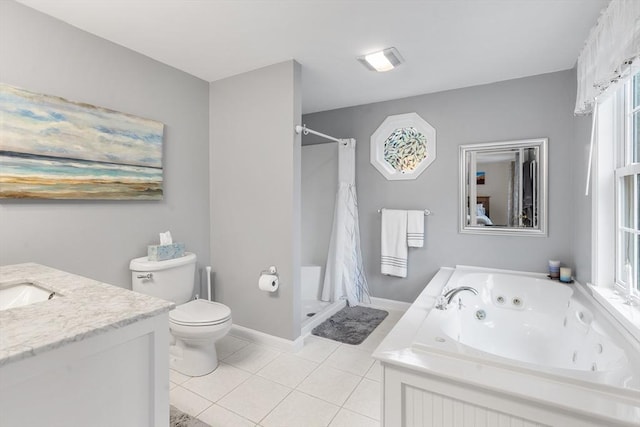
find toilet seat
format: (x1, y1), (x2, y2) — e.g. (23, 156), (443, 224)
(170, 299), (231, 326)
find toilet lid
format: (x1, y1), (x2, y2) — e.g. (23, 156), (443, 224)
(170, 299), (231, 326)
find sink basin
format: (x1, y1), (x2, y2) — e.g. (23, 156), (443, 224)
(0, 281), (56, 311)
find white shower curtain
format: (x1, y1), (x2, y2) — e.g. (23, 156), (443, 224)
(321, 138), (369, 306)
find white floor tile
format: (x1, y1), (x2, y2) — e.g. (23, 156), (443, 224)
(217, 334), (251, 359)
(167, 314), (395, 427)
(182, 362), (251, 402)
(364, 361), (382, 382)
(329, 408), (379, 427)
(198, 404), (256, 427)
(257, 353), (318, 388)
(352, 329), (387, 352)
(294, 335), (340, 363)
(324, 345), (375, 376)
(374, 309), (404, 334)
(217, 375), (291, 423)
(260, 390), (340, 427)
(169, 368), (191, 385)
(223, 343), (280, 373)
(297, 363), (361, 406)
(169, 385), (211, 418)
(343, 378), (381, 420)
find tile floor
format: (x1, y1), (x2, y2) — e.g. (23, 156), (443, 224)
(169, 307), (405, 427)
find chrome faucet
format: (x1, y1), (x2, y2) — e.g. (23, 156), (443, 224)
(435, 286), (478, 310)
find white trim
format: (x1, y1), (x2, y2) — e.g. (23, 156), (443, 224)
(363, 296), (411, 311)
(591, 94), (616, 287)
(615, 163), (640, 176)
(229, 324), (304, 353)
(300, 299), (346, 337)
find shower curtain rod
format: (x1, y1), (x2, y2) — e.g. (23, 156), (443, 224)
(295, 125), (348, 145)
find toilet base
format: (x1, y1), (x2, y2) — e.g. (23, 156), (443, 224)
(170, 338), (219, 377)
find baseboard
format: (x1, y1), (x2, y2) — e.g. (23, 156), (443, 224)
(363, 296), (411, 311)
(300, 299), (347, 337)
(227, 297), (407, 353)
(229, 324), (305, 353)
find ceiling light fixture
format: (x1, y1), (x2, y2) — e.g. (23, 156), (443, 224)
(358, 47), (404, 72)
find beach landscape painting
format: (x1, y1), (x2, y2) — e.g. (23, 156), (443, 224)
(0, 83), (164, 200)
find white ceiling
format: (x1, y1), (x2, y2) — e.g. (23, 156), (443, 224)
(16, 0), (608, 114)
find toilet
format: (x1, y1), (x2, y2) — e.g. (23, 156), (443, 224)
(130, 252), (232, 377)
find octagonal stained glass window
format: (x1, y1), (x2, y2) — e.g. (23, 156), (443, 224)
(371, 113), (436, 180)
(383, 127), (428, 173)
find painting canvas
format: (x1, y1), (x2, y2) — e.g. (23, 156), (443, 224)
(0, 83), (164, 200)
(476, 171), (485, 185)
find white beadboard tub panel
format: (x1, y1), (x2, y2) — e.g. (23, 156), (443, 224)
(404, 385), (546, 427)
(384, 364), (611, 427)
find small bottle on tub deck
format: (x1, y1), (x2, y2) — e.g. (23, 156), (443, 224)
(548, 260), (561, 279)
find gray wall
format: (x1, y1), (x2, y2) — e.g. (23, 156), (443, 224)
(302, 70), (579, 303)
(0, 1), (211, 291)
(301, 143), (338, 269)
(210, 61), (302, 341)
(1, 0), (596, 334)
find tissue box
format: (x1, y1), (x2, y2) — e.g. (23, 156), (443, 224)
(148, 243), (185, 261)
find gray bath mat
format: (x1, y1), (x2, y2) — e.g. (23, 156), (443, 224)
(312, 306), (388, 345)
(170, 405), (211, 427)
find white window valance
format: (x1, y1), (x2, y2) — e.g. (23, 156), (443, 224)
(575, 0), (640, 115)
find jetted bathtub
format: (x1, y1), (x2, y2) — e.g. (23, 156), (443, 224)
(373, 266), (640, 427)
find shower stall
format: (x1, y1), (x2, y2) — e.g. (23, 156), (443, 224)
(298, 125), (369, 331)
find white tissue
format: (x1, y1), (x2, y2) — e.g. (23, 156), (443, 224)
(259, 274), (279, 292)
(159, 231), (173, 245)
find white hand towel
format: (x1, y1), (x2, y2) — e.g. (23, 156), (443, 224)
(381, 209), (407, 278)
(407, 210), (424, 248)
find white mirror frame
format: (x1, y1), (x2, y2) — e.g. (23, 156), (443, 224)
(459, 138), (548, 237)
(370, 112), (436, 180)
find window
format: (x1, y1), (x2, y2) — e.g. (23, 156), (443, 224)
(615, 72), (640, 299)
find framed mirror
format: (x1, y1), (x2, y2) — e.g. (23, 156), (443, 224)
(459, 138), (548, 236)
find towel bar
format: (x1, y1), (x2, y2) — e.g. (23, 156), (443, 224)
(377, 209), (432, 216)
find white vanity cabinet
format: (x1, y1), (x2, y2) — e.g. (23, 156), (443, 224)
(0, 263), (173, 427)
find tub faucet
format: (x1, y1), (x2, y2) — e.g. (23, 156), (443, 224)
(435, 286), (478, 310)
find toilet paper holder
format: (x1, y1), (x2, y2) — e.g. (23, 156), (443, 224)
(258, 266), (279, 293)
(260, 266), (278, 276)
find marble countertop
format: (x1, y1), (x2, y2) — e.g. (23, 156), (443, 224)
(0, 263), (174, 366)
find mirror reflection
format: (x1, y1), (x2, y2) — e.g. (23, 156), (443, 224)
(459, 138), (547, 236)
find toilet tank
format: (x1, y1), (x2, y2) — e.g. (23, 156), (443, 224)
(130, 252), (196, 304)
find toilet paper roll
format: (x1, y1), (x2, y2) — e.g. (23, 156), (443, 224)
(259, 274), (279, 292)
